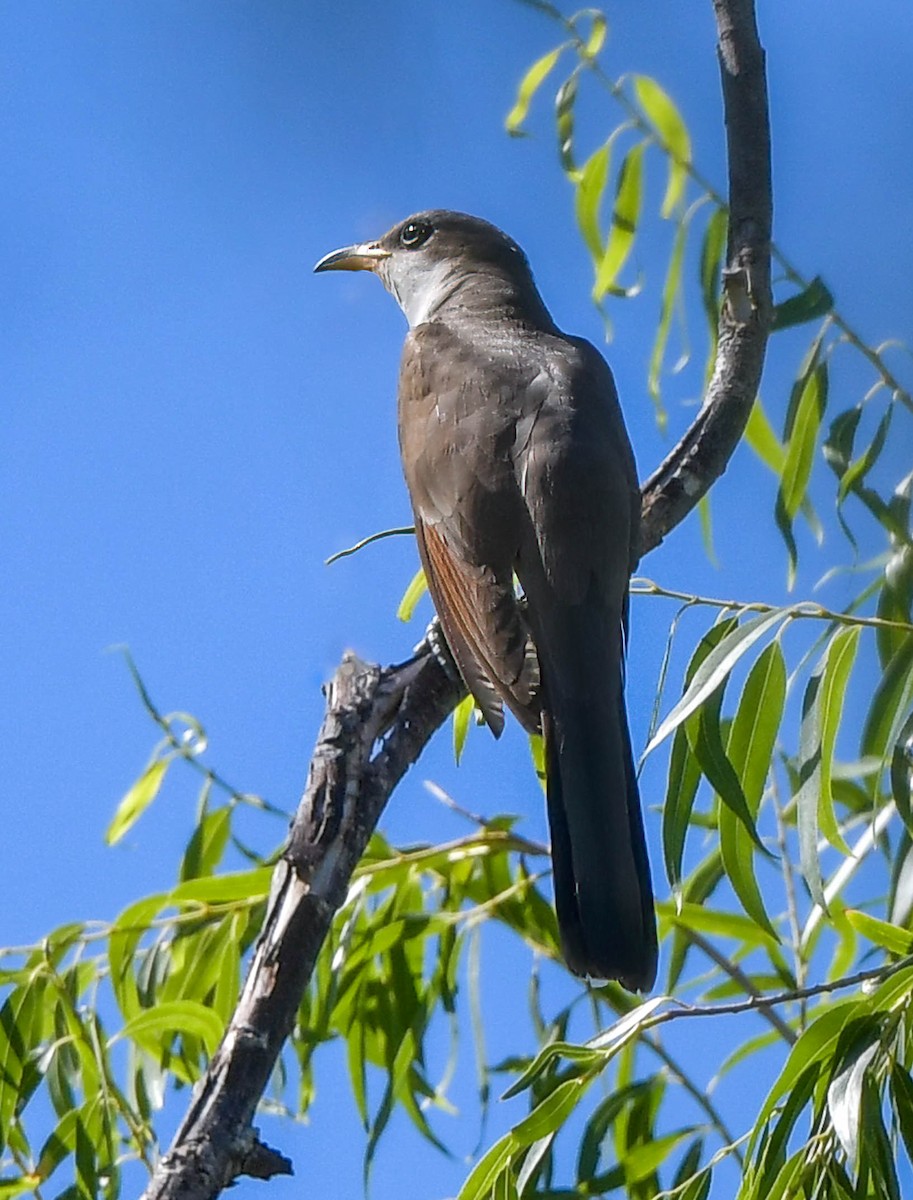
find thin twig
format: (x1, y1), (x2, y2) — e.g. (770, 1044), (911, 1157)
(686, 928), (796, 1044)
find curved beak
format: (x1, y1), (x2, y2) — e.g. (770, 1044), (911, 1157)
(313, 240), (391, 274)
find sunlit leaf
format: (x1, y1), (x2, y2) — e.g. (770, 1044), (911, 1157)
(575, 141), (611, 260)
(845, 910), (913, 956)
(594, 142), (646, 298)
(646, 609), (787, 755)
(506, 46), (564, 134)
(633, 75), (691, 216)
(795, 627), (859, 908)
(114, 999), (225, 1058)
(105, 757), (170, 845)
(397, 567), (428, 623)
(453, 693), (475, 765)
(720, 641), (786, 937)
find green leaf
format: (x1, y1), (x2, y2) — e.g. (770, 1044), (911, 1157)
(512, 1078), (590, 1144)
(623, 1129), (695, 1184)
(114, 999), (225, 1058)
(397, 567), (427, 623)
(862, 633), (913, 763)
(180, 805), (232, 881)
(771, 276), (834, 331)
(775, 357), (828, 588)
(169, 867), (272, 905)
(594, 142), (646, 299)
(720, 641), (786, 937)
(686, 681), (767, 856)
(744, 395), (785, 475)
(699, 207), (727, 366)
(555, 70), (579, 175)
(751, 999), (858, 1140)
(662, 726), (702, 897)
(645, 610), (787, 755)
(506, 46), (564, 135)
(452, 693), (475, 765)
(661, 618), (737, 893)
(891, 709), (913, 834)
(795, 627), (860, 907)
(889, 1065), (913, 1168)
(105, 757), (170, 845)
(633, 75), (691, 216)
(575, 142), (611, 260)
(827, 1024), (880, 1163)
(668, 902), (778, 949)
(845, 910), (913, 955)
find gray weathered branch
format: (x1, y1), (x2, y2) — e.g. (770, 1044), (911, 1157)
(140, 2), (771, 1196)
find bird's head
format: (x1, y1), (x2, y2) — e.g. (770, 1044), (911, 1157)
(314, 210), (546, 328)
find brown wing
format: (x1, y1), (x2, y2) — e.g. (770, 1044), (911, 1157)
(416, 519), (540, 736)
(399, 323), (540, 735)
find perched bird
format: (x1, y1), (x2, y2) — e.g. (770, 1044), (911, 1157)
(315, 210), (657, 991)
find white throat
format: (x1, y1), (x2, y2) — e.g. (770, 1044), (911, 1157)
(381, 257), (464, 328)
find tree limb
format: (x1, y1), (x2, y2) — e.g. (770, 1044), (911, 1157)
(140, 1), (772, 1196)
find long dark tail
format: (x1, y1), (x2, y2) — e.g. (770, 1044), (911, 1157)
(537, 614), (657, 991)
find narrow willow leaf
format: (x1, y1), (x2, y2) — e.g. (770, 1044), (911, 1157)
(795, 627), (860, 901)
(506, 46), (564, 134)
(180, 805), (231, 882)
(699, 207), (728, 363)
(720, 642), (787, 938)
(453, 693), (475, 765)
(633, 75), (691, 216)
(890, 1065), (913, 1169)
(750, 1000), (858, 1141)
(661, 619), (736, 893)
(555, 70), (579, 175)
(594, 142), (646, 299)
(845, 910), (913, 955)
(744, 395), (786, 475)
(623, 1129), (695, 1184)
(648, 216), (688, 427)
(662, 726), (702, 897)
(776, 358), (828, 586)
(575, 142), (610, 260)
(859, 1074), (901, 1200)
(838, 403), (893, 504)
(105, 757), (170, 845)
(687, 683), (767, 855)
(861, 633), (913, 762)
(512, 1078), (591, 1144)
(779, 363), (828, 517)
(827, 1027), (880, 1163)
(646, 610), (787, 755)
(397, 567), (427, 622)
(665, 850), (723, 990)
(669, 903), (777, 948)
(578, 11), (607, 59)
(771, 276), (834, 331)
(115, 1000), (225, 1057)
(891, 709), (913, 833)
(457, 1133), (515, 1200)
(169, 868), (271, 905)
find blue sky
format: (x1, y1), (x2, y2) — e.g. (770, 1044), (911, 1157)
(3, 2), (913, 1197)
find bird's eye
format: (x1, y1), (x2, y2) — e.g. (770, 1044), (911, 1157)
(400, 221), (433, 249)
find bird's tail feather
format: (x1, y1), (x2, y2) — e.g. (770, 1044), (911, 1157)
(543, 683), (657, 992)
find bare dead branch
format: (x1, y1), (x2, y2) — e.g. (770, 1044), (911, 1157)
(140, 1), (772, 1195)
